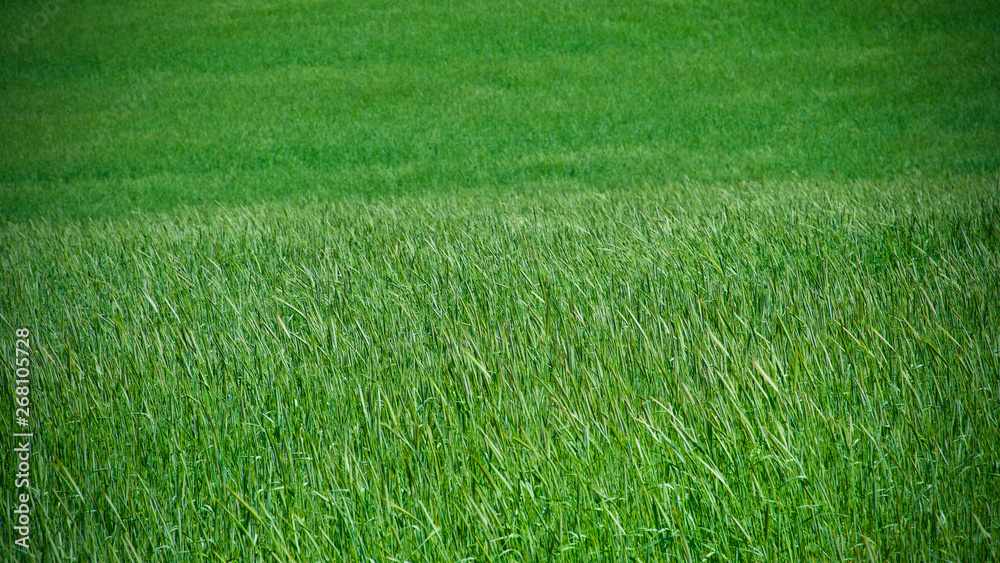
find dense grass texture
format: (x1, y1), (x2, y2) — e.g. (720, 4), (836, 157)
(2, 178), (999, 560)
(3, 0), (1000, 560)
(1, 0), (999, 221)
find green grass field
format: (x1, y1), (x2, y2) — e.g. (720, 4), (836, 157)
(2, 0), (999, 560)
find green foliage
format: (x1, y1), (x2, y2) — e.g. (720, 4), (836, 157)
(2, 178), (999, 560)
(1, 0), (999, 221)
(2, 0), (999, 560)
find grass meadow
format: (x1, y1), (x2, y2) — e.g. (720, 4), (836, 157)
(2, 0), (999, 561)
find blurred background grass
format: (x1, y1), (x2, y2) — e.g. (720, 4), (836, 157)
(2, 0), (998, 222)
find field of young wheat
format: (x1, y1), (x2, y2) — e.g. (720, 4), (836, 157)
(1, 178), (997, 560)
(2, 0), (999, 560)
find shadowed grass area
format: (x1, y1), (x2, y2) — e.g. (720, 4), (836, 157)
(1, 178), (998, 560)
(1, 0), (999, 222)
